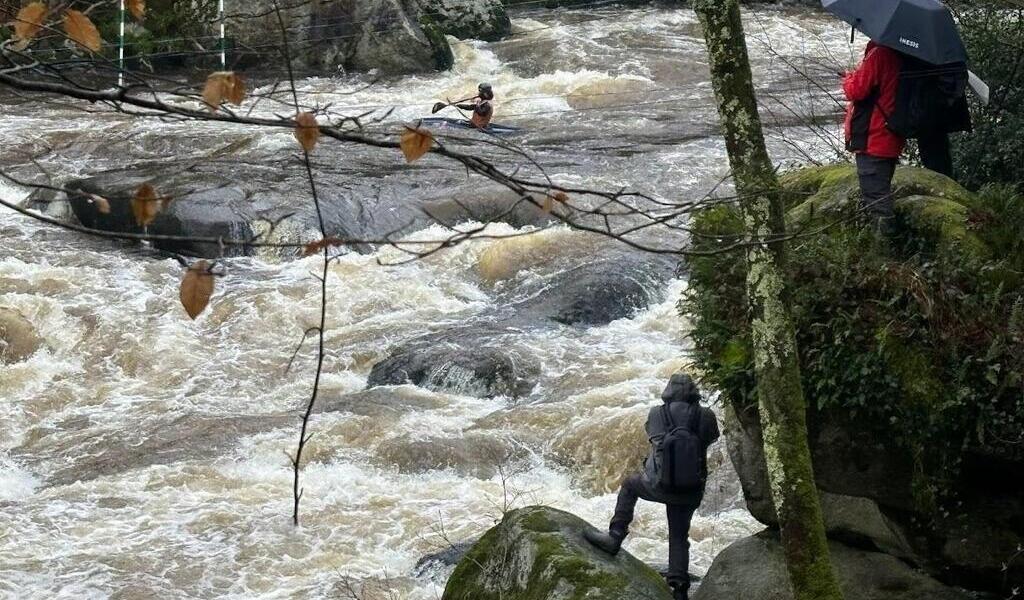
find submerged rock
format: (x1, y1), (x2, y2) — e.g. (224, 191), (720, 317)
(695, 531), (973, 600)
(18, 414), (292, 487)
(375, 432), (524, 478)
(442, 506), (672, 600)
(0, 307), (42, 364)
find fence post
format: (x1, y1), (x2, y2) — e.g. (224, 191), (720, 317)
(118, 0), (125, 86)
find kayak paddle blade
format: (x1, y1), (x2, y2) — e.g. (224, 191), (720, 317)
(431, 102), (448, 114)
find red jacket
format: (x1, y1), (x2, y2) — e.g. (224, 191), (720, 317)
(843, 42), (905, 159)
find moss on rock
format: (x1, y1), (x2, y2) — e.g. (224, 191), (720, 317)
(683, 164), (1024, 593)
(443, 506), (672, 600)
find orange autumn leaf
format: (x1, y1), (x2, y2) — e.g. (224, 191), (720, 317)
(180, 260), (215, 320)
(400, 127), (433, 163)
(127, 0), (145, 21)
(63, 10), (102, 53)
(130, 183), (167, 227)
(202, 72), (245, 110)
(294, 112), (320, 152)
(11, 2), (47, 46)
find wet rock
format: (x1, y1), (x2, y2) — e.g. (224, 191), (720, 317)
(443, 506), (672, 600)
(375, 432), (523, 478)
(314, 386), (448, 416)
(695, 531), (973, 600)
(230, 0), (454, 74)
(19, 414), (292, 487)
(423, 189), (557, 232)
(367, 327), (540, 398)
(66, 169), (255, 259)
(0, 307), (42, 364)
(416, 0), (511, 41)
(513, 256), (675, 326)
(414, 541), (476, 578)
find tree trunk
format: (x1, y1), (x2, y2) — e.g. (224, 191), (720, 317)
(691, 1), (845, 599)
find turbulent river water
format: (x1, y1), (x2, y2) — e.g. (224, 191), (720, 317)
(1, 6), (861, 599)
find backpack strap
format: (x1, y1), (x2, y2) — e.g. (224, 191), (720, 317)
(661, 404), (676, 431)
(686, 403), (701, 436)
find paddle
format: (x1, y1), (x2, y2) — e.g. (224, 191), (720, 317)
(431, 96), (476, 114)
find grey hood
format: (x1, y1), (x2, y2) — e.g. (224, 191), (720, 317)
(661, 373), (701, 404)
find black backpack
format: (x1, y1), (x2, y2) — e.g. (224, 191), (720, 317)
(887, 56), (972, 139)
(656, 404), (705, 493)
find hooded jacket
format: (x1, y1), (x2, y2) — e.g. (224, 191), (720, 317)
(641, 374), (720, 498)
(844, 42), (905, 159)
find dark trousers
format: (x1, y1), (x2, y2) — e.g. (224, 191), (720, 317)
(855, 153), (898, 223)
(918, 133), (953, 178)
(610, 474), (698, 591)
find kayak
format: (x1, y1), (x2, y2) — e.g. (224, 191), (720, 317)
(418, 117), (523, 136)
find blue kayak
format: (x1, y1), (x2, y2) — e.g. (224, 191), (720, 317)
(419, 117), (523, 136)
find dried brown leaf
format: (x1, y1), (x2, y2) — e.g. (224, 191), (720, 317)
(126, 0), (145, 21)
(180, 260), (214, 320)
(63, 10), (102, 53)
(295, 112), (320, 152)
(12, 2), (46, 44)
(224, 73), (245, 105)
(302, 237), (346, 257)
(130, 183), (166, 227)
(202, 72), (245, 110)
(400, 127), (434, 163)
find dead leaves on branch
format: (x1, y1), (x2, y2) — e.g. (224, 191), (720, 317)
(127, 0), (146, 21)
(11, 2), (46, 47)
(542, 191), (569, 214)
(400, 127), (434, 163)
(302, 237), (348, 257)
(180, 260), (214, 320)
(294, 112), (320, 152)
(63, 10), (101, 53)
(202, 72), (246, 111)
(131, 183), (170, 227)
(8, 4), (102, 52)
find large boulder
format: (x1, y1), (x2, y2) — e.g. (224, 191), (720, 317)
(695, 531), (973, 600)
(685, 165), (1024, 595)
(0, 307), (42, 364)
(227, 0), (454, 74)
(442, 506), (672, 600)
(417, 0), (511, 41)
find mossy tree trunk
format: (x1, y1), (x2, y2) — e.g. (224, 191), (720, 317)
(691, 1), (844, 599)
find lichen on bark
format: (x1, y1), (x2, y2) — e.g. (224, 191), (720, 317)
(691, 0), (844, 598)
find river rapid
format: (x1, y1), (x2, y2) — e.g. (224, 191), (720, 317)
(1, 5), (859, 599)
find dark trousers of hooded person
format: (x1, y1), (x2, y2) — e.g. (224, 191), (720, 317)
(855, 153), (898, 233)
(610, 474), (699, 597)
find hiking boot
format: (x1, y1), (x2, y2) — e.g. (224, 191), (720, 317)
(584, 528), (624, 555)
(667, 577), (692, 597)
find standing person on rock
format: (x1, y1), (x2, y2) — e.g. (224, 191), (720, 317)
(843, 41), (906, 234)
(584, 373), (720, 600)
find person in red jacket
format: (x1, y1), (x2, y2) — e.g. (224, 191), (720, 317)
(843, 41), (905, 231)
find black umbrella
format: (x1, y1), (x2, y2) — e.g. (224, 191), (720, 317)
(822, 0), (968, 65)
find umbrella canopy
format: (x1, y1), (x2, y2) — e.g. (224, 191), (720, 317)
(822, 0), (968, 65)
